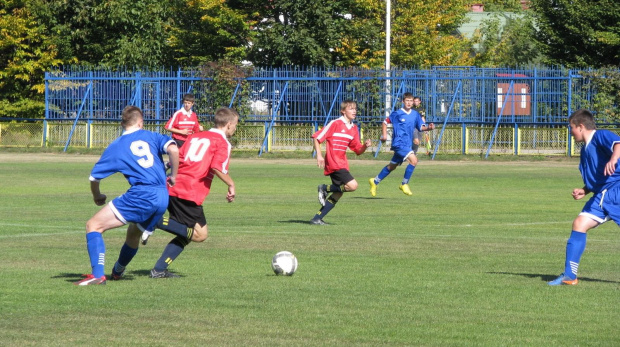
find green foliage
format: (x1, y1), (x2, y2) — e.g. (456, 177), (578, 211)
(577, 68), (620, 123)
(0, 2), (61, 118)
(167, 0), (253, 65)
(195, 60), (254, 119)
(0, 155), (619, 345)
(481, 0), (523, 12)
(245, 0), (353, 66)
(472, 13), (541, 67)
(531, 0), (620, 67)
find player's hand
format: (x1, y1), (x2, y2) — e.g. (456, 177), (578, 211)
(93, 193), (107, 206)
(364, 139), (372, 147)
(380, 135), (387, 143)
(167, 175), (176, 187)
(604, 158), (618, 176)
(316, 156), (325, 168)
(427, 123), (436, 131)
(180, 129), (190, 135)
(226, 187), (235, 202)
(572, 188), (586, 200)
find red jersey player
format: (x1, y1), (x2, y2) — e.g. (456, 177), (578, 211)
(310, 100), (372, 225)
(165, 93), (204, 148)
(146, 107), (238, 278)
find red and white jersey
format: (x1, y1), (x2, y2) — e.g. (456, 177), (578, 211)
(168, 128), (231, 205)
(312, 116), (365, 175)
(165, 108), (202, 142)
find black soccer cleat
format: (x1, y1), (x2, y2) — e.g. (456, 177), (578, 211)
(149, 269), (181, 279)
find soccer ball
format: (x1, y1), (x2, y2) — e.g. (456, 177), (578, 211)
(271, 251), (298, 276)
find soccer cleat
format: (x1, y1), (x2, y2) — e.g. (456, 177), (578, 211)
(399, 184), (413, 196)
(548, 273), (579, 286)
(149, 269), (181, 279)
(141, 231), (151, 245)
(317, 185), (328, 206)
(369, 178), (377, 197)
(310, 218), (328, 225)
(110, 266), (125, 281)
(74, 274), (107, 286)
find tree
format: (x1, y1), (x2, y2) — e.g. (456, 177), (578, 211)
(30, 0), (171, 68)
(0, 1), (61, 118)
(531, 0), (620, 67)
(166, 0), (253, 66)
(472, 13), (541, 67)
(390, 0), (473, 68)
(244, 0), (355, 66)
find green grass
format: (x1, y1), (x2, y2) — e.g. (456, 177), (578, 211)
(0, 153), (618, 346)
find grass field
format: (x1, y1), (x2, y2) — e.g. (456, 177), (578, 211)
(0, 153), (618, 346)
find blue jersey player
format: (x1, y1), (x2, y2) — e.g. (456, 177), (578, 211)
(549, 109), (620, 286)
(369, 92), (435, 197)
(74, 106), (179, 285)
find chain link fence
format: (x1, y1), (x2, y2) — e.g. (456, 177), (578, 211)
(0, 120), (601, 157)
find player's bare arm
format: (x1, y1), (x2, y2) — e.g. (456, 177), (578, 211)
(89, 180), (106, 206)
(422, 123), (435, 131)
(313, 138), (325, 168)
(166, 143), (180, 186)
(380, 122), (388, 142)
(212, 169), (236, 202)
(604, 143), (620, 176)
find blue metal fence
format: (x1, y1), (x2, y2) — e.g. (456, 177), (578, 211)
(45, 66), (599, 126)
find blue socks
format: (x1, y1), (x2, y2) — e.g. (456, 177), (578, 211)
(564, 231), (587, 279)
(402, 164), (415, 184)
(86, 232), (105, 278)
(374, 166), (392, 184)
(113, 243), (138, 275)
(375, 165), (416, 185)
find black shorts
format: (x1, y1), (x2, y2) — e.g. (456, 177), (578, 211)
(167, 196), (207, 228)
(329, 169), (355, 186)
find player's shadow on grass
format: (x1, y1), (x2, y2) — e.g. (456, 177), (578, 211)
(278, 219), (331, 225)
(487, 272), (620, 284)
(351, 197), (385, 200)
(53, 269), (180, 283)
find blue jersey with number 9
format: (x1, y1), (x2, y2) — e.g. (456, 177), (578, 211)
(90, 128), (174, 186)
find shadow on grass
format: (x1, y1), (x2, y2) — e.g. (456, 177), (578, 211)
(351, 197), (385, 200)
(278, 219), (333, 225)
(487, 272), (620, 284)
(53, 269), (182, 283)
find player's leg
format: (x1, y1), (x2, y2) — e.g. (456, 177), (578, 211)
(312, 171), (349, 224)
(370, 154), (401, 196)
(150, 221), (206, 276)
(400, 152), (418, 196)
(151, 202), (206, 278)
(110, 223), (141, 280)
(153, 197), (195, 242)
(318, 182), (344, 207)
(75, 204), (126, 285)
(549, 197), (603, 286)
(413, 130), (421, 154)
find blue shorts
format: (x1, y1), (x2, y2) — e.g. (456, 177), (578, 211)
(389, 147), (415, 165)
(580, 183), (620, 226)
(109, 186), (169, 233)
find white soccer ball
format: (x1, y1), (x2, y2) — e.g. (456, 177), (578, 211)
(271, 251), (298, 276)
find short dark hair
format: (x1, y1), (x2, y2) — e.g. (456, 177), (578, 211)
(121, 106), (143, 128)
(214, 107), (239, 127)
(183, 94), (196, 103)
(568, 109), (596, 130)
(403, 92), (414, 100)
